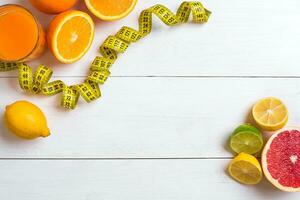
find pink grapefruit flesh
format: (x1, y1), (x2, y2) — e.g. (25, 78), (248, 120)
(262, 127), (300, 192)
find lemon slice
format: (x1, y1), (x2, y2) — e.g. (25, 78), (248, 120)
(252, 97), (288, 131)
(228, 152), (262, 185)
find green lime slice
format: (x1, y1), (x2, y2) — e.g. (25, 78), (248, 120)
(230, 124), (263, 155)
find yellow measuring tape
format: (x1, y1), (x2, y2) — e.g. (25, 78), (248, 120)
(0, 1), (211, 109)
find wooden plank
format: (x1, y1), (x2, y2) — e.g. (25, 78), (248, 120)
(0, 77), (299, 158)
(2, 0), (300, 77)
(0, 159), (298, 200)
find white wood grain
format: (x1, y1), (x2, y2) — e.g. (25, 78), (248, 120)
(0, 159), (299, 200)
(1, 0), (300, 198)
(2, 0), (300, 77)
(0, 77), (300, 158)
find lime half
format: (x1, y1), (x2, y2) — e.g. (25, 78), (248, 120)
(229, 124), (263, 155)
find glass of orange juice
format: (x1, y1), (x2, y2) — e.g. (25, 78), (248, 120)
(0, 4), (46, 62)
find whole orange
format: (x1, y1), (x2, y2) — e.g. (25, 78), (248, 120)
(29, 0), (78, 14)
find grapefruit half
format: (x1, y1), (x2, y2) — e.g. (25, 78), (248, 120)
(262, 127), (300, 192)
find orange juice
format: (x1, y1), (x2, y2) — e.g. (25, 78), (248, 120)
(0, 5), (46, 62)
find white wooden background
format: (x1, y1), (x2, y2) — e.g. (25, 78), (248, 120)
(1, 0), (300, 199)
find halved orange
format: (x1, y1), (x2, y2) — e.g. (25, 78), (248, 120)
(85, 0), (137, 21)
(47, 10), (95, 63)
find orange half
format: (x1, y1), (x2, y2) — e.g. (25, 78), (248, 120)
(85, 0), (137, 21)
(47, 10), (95, 63)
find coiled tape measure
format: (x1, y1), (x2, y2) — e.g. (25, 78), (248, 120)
(0, 1), (211, 109)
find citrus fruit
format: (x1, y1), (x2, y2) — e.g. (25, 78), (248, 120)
(29, 0), (78, 14)
(252, 97), (288, 131)
(85, 0), (137, 21)
(228, 152), (262, 185)
(4, 100), (50, 140)
(262, 127), (300, 192)
(230, 124), (263, 155)
(47, 10), (95, 64)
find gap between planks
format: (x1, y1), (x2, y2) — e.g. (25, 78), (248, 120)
(0, 157), (234, 160)
(1, 75), (300, 78)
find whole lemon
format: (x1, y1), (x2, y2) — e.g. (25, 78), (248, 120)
(4, 100), (50, 139)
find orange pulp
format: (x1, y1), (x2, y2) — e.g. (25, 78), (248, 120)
(89, 0), (134, 16)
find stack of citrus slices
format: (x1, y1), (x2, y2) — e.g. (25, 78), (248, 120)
(227, 97), (300, 192)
